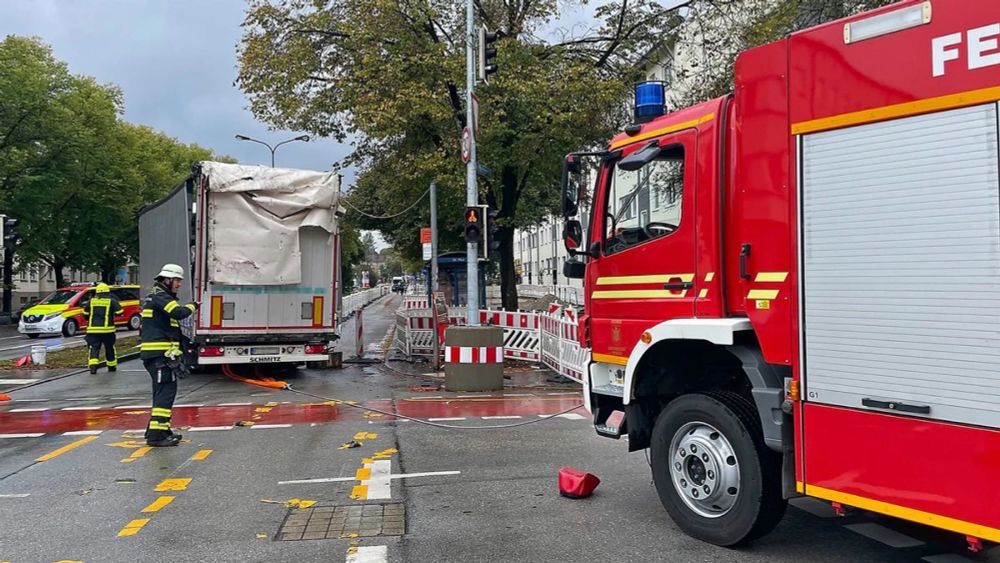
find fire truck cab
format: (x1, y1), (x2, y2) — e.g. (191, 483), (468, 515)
(562, 0), (1000, 547)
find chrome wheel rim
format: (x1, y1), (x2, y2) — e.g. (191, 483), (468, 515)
(668, 421), (741, 518)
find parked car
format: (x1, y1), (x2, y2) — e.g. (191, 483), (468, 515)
(17, 284), (143, 338)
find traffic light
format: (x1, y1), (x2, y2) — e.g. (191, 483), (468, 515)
(486, 207), (500, 261)
(1, 216), (20, 251)
(477, 27), (499, 83)
(464, 206), (482, 243)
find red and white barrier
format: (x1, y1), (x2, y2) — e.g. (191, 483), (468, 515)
(444, 346), (504, 364)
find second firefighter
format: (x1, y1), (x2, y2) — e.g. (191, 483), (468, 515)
(85, 283), (123, 374)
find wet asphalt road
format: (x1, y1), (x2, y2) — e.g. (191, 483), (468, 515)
(0, 295), (997, 563)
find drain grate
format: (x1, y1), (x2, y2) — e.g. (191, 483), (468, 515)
(278, 503), (405, 541)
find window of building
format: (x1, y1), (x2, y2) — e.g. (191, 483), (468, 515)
(29, 266), (36, 283)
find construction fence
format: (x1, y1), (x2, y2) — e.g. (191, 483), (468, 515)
(393, 300), (587, 384)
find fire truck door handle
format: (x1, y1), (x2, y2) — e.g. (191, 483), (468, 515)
(664, 281), (693, 290)
(862, 397), (931, 415)
(739, 244), (751, 280)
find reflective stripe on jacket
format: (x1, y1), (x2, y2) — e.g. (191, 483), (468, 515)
(140, 283), (195, 359)
(86, 295), (123, 334)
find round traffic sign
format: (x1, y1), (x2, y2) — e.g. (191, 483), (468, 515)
(461, 127), (471, 163)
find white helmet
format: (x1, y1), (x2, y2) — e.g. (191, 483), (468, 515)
(157, 263), (185, 279)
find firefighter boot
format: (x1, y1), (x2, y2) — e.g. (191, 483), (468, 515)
(147, 434), (181, 447)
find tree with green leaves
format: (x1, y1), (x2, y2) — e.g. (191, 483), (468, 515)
(237, 0), (679, 309)
(0, 36), (228, 295)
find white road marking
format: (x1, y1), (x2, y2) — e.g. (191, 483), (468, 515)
(481, 415), (523, 420)
(546, 392), (580, 395)
(366, 459), (392, 499)
(217, 402), (252, 406)
(114, 405), (151, 409)
(409, 396), (442, 399)
(0, 493), (30, 498)
(0, 433), (45, 438)
(0, 379), (39, 385)
(279, 470), (461, 485)
(63, 430), (103, 436)
(456, 394), (491, 398)
(188, 426), (233, 432)
(109, 396), (143, 400)
(11, 398), (47, 402)
(61, 406), (101, 411)
(173, 404), (204, 407)
(502, 393), (534, 397)
(249, 424), (292, 429)
(9, 408), (47, 412)
(346, 545), (387, 563)
(845, 523), (924, 548)
(64, 397), (100, 401)
(121, 429), (146, 433)
(538, 413), (585, 420)
(428, 417), (466, 421)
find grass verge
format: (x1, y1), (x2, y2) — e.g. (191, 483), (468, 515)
(0, 336), (141, 370)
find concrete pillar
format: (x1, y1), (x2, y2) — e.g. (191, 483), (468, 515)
(444, 326), (503, 391)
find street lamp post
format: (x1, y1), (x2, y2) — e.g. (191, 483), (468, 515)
(234, 134), (310, 167)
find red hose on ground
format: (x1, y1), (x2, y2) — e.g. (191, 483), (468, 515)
(222, 364), (287, 389)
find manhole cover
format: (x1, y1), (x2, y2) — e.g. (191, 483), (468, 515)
(277, 503), (405, 541)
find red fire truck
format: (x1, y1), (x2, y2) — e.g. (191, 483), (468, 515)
(560, 0), (1000, 548)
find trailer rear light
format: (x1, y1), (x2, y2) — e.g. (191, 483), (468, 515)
(199, 346), (225, 357)
(305, 344), (327, 355)
(844, 1), (930, 44)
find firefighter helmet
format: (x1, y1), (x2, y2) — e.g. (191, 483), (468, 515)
(157, 263), (185, 280)
(95, 283), (110, 293)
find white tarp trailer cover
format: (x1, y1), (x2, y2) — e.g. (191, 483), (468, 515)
(199, 161), (340, 286)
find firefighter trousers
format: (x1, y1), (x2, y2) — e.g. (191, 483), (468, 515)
(86, 333), (117, 368)
(143, 357), (178, 441)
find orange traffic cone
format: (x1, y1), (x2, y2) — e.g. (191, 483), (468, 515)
(14, 354), (31, 367)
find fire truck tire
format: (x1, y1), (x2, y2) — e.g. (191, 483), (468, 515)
(650, 391), (786, 546)
(62, 319), (79, 337)
(128, 313), (141, 331)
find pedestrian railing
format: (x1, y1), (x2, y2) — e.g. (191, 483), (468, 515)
(340, 285), (390, 324)
(393, 303), (587, 384)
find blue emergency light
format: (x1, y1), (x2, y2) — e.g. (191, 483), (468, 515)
(634, 81), (666, 123)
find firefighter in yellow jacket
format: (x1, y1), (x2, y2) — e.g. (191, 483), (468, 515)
(86, 283), (123, 374)
(140, 264), (198, 447)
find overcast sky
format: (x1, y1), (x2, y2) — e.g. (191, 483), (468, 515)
(0, 0), (353, 179)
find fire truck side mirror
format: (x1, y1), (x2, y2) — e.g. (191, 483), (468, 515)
(563, 219), (583, 253)
(562, 155), (582, 218)
(564, 259), (586, 279)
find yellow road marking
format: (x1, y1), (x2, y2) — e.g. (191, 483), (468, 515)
(154, 478), (192, 492)
(255, 407), (272, 413)
(361, 457), (373, 465)
(121, 446), (152, 464)
(106, 440), (146, 449)
(35, 436), (99, 462)
(355, 468), (371, 480)
(353, 432), (377, 440)
(141, 496), (175, 513)
(191, 449), (213, 461)
(117, 518), (150, 537)
(350, 485), (368, 500)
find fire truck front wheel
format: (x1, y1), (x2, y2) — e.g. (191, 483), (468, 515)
(650, 392), (786, 546)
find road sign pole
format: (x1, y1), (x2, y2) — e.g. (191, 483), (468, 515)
(430, 181), (441, 369)
(465, 0), (479, 326)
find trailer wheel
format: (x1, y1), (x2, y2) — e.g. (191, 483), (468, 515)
(650, 392), (786, 546)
